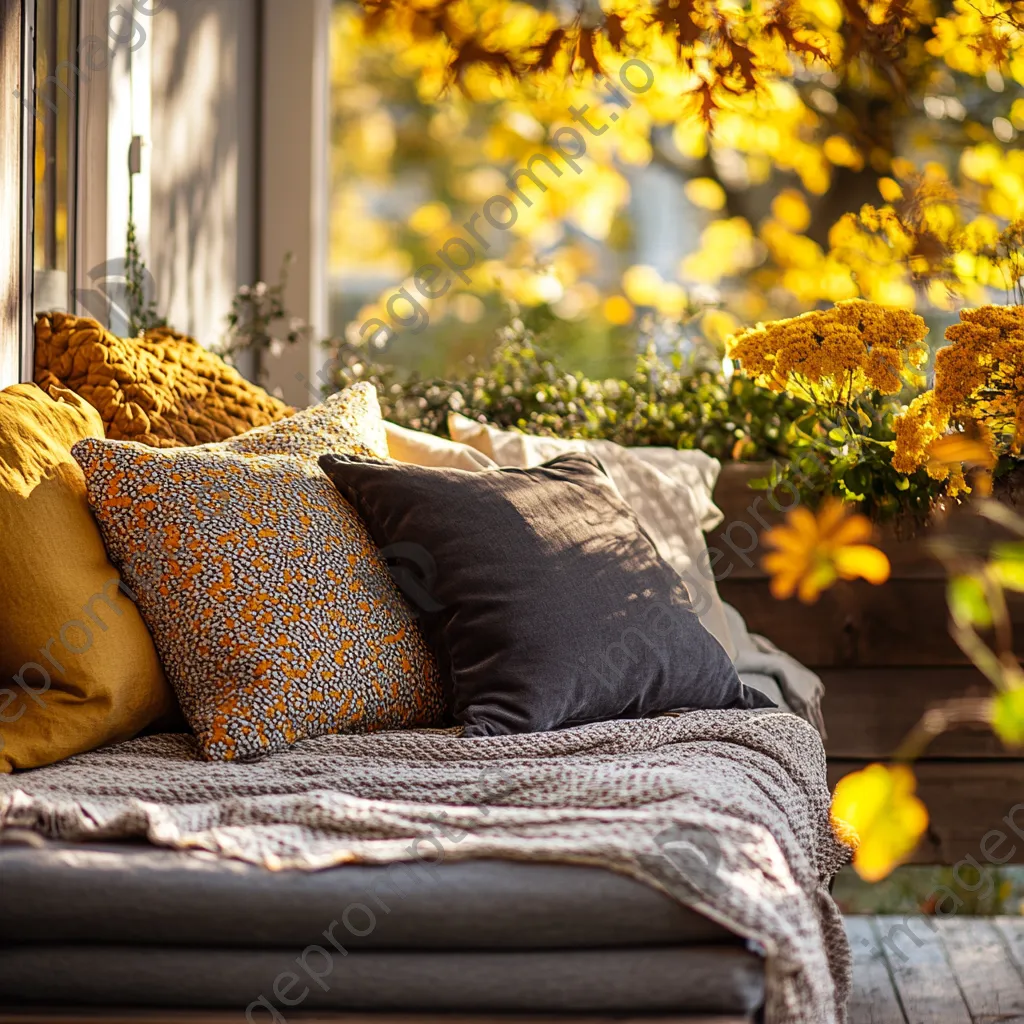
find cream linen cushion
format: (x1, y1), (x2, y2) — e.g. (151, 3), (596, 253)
(448, 413), (735, 659)
(384, 421), (497, 471)
(626, 447), (724, 532)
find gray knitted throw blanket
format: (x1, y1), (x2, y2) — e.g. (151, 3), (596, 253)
(0, 709), (851, 1024)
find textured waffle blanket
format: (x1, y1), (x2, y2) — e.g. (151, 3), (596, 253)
(0, 709), (851, 1024)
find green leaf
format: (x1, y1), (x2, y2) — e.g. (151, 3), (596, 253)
(992, 688), (1024, 748)
(829, 427), (848, 443)
(895, 475), (910, 491)
(989, 542), (1024, 592)
(948, 575), (993, 629)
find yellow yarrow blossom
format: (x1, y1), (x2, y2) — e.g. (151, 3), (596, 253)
(762, 499), (891, 604)
(896, 304), (1024, 480)
(933, 305), (1024, 455)
(831, 763), (929, 882)
(727, 300), (928, 407)
(894, 385), (998, 497)
(893, 391), (946, 475)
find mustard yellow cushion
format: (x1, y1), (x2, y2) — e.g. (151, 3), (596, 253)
(34, 312), (293, 447)
(0, 384), (175, 771)
(72, 384), (441, 761)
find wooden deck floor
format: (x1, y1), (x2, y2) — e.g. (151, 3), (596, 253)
(847, 916), (1024, 1024)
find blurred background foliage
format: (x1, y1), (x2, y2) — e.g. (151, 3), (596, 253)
(336, 317), (808, 459)
(326, 0), (1024, 383)
(833, 863), (1024, 916)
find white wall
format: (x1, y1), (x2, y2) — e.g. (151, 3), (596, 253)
(74, 0), (328, 395)
(149, 0), (258, 350)
(259, 0), (330, 407)
(76, 0), (157, 333)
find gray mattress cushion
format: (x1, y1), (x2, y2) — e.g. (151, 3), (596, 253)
(0, 842), (735, 949)
(0, 945), (765, 1015)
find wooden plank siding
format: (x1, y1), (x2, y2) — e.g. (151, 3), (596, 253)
(710, 463), (1024, 865)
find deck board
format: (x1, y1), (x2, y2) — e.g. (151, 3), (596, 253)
(936, 917), (1024, 1023)
(846, 916), (1024, 1024)
(998, 917), (1024, 975)
(844, 917), (906, 1024)
(869, 916), (973, 1024)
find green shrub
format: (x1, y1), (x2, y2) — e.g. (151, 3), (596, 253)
(333, 320), (807, 461)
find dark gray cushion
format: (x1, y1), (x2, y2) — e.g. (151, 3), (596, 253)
(320, 452), (772, 736)
(0, 945), (765, 1014)
(0, 843), (733, 949)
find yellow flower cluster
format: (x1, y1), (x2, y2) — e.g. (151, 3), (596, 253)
(892, 305), (1022, 484)
(892, 391), (945, 475)
(937, 306), (1024, 452)
(727, 300), (928, 406)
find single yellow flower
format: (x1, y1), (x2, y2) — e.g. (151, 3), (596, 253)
(762, 499), (891, 603)
(831, 763), (929, 882)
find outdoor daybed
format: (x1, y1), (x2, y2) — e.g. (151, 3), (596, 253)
(0, 341), (852, 1023)
(0, 677), (848, 1024)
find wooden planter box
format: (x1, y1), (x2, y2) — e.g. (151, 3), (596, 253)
(709, 462), (1024, 866)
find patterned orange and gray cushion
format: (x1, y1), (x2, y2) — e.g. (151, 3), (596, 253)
(217, 382), (388, 463)
(71, 385), (442, 761)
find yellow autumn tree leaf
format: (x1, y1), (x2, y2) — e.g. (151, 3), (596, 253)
(684, 177), (727, 211)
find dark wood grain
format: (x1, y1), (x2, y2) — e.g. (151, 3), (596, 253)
(717, 577), (1008, 668)
(709, 462), (1015, 581)
(710, 463), (1024, 670)
(712, 467), (1024, 862)
(822, 667), (1017, 759)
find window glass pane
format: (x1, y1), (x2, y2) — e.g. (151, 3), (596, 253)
(33, 0), (77, 315)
